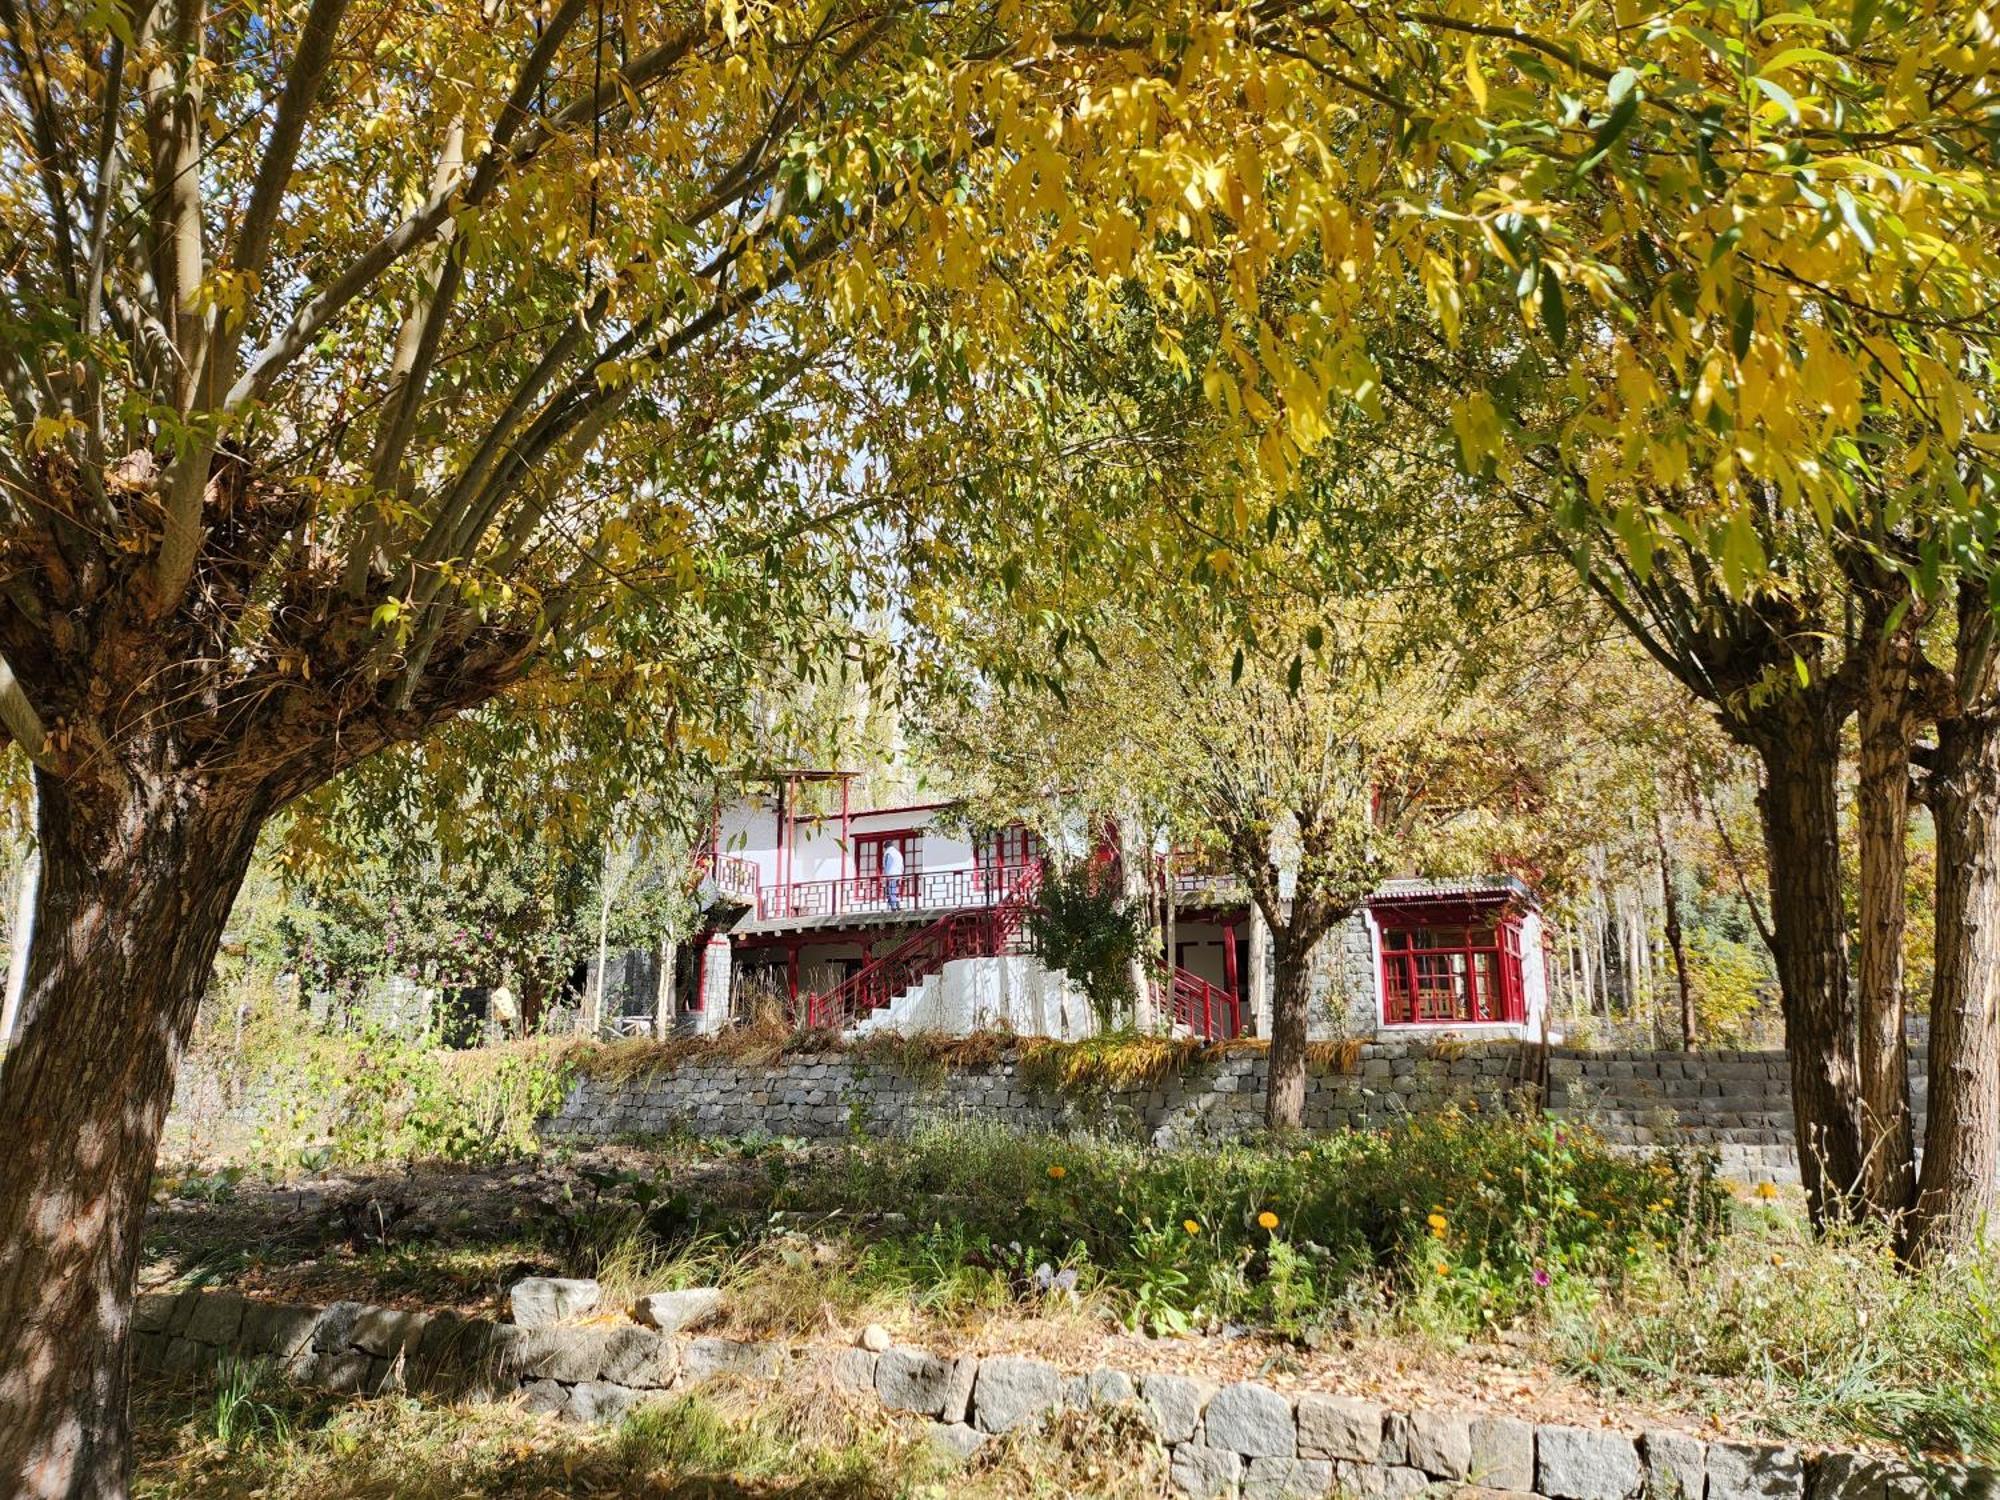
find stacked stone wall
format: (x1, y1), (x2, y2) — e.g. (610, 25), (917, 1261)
(133, 1285), (1973, 1498)
(542, 1038), (1924, 1185)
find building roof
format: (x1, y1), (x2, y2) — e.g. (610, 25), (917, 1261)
(1369, 875), (1537, 906)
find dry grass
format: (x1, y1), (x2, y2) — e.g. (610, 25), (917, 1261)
(131, 1360), (1168, 1500)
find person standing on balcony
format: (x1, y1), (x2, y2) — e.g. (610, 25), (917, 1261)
(882, 840), (904, 910)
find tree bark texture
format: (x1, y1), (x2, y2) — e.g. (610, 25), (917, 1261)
(1909, 586), (2000, 1263)
(1853, 605), (1920, 1222)
(1266, 927), (1310, 1131)
(1752, 696), (1867, 1225)
(0, 773), (266, 1499)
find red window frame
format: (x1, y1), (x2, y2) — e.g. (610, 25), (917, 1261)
(975, 825), (1041, 870)
(853, 829), (922, 880)
(1376, 904), (1527, 1026)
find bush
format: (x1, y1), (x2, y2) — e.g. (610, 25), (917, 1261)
(782, 1112), (1727, 1338)
(1026, 862), (1144, 1027)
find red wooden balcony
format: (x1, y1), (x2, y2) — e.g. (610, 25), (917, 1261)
(757, 861), (1040, 923)
(695, 852), (760, 902)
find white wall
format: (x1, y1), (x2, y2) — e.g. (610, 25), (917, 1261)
(713, 797), (978, 892)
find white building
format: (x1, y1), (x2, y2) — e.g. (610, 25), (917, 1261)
(675, 771), (1548, 1043)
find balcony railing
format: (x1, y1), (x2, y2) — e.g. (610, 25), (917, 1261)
(695, 852), (759, 902)
(757, 861), (1040, 923)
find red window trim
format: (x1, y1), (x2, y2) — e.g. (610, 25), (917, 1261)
(1375, 904), (1527, 1026)
(852, 828), (922, 878)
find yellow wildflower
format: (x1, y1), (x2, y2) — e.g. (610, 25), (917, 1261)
(1257, 1211), (1280, 1230)
(1047, 1164), (1066, 1180)
(1426, 1212), (1448, 1233)
(1183, 1219), (1202, 1235)
(1754, 1181), (1778, 1200)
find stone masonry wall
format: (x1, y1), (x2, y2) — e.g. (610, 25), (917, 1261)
(544, 1038), (1906, 1185)
(133, 1285), (1973, 1498)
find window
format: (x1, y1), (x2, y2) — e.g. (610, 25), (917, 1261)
(1378, 911), (1526, 1025)
(854, 830), (921, 879)
(975, 825), (1041, 869)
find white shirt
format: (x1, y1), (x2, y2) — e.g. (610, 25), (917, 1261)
(880, 844), (904, 877)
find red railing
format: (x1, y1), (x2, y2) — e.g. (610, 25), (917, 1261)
(804, 863), (1043, 1030)
(759, 861), (1039, 922)
(695, 852), (760, 901)
(1170, 966), (1243, 1040)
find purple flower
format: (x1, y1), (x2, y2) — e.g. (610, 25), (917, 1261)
(1532, 1268), (1551, 1288)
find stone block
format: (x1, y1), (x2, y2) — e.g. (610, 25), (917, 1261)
(1204, 1383), (1295, 1459)
(1808, 1452), (1888, 1500)
(941, 1355), (980, 1424)
(1171, 1444), (1244, 1498)
(1295, 1393), (1383, 1462)
(1143, 1372), (1218, 1444)
(599, 1326), (674, 1387)
(682, 1337), (782, 1384)
(926, 1422), (987, 1462)
(631, 1287), (722, 1333)
(829, 1347), (877, 1393)
(509, 1276), (600, 1329)
(495, 1326), (610, 1383)
(972, 1355), (1063, 1434)
(185, 1290), (247, 1347)
(1084, 1366), (1137, 1408)
(1330, 1460), (1430, 1498)
(163, 1288), (203, 1337)
(1641, 1431), (1706, 1500)
(1537, 1424), (1642, 1500)
(1406, 1409), (1473, 1479)
(1707, 1440), (1804, 1499)
(132, 1292), (178, 1334)
(563, 1380), (637, 1424)
(318, 1351), (373, 1393)
(876, 1346), (953, 1415)
(240, 1302), (323, 1364)
(1379, 1411), (1411, 1466)
(520, 1377), (567, 1415)
(350, 1306), (423, 1358)
(1242, 1455), (1333, 1498)
(311, 1301), (364, 1353)
(1468, 1416), (1535, 1491)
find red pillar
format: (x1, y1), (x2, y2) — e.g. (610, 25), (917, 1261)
(787, 940), (800, 1005)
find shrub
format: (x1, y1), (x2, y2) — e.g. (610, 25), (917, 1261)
(782, 1112), (1726, 1338)
(1026, 862), (1144, 1027)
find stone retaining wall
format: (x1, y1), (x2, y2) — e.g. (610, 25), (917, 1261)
(134, 1286), (1972, 1498)
(545, 1038), (1900, 1184)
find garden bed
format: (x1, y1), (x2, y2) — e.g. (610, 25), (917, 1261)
(145, 1116), (2000, 1466)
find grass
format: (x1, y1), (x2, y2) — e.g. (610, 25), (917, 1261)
(144, 1114), (2000, 1467)
(132, 1367), (1168, 1499)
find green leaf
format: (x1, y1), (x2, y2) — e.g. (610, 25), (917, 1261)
(1538, 266), (1568, 348)
(1731, 292), (1755, 359)
(1751, 76), (1801, 124)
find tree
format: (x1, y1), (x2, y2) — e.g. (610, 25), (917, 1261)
(4, 0), (1995, 1484)
(0, 3), (1357, 1487)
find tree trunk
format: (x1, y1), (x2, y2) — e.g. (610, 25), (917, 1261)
(1908, 587), (2000, 1264)
(0, 771), (266, 1500)
(1653, 808), (1696, 1050)
(1266, 927), (1310, 1131)
(1, 809), (38, 1054)
(1854, 608), (1919, 1222)
(1752, 697), (1866, 1225)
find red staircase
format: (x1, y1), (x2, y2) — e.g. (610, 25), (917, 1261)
(803, 862), (1044, 1031)
(1170, 965), (1243, 1040)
